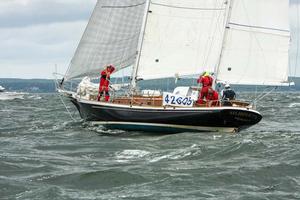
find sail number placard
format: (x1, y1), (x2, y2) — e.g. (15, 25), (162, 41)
(163, 92), (194, 107)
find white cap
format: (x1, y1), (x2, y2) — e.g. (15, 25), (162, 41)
(225, 83), (230, 88)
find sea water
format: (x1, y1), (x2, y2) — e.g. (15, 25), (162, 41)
(0, 93), (300, 199)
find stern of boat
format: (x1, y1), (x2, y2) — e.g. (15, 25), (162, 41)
(220, 108), (262, 131)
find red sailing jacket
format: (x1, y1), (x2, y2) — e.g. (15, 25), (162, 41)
(207, 88), (219, 101)
(100, 66), (115, 88)
(197, 75), (213, 87)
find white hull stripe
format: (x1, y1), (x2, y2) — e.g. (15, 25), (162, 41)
(90, 121), (237, 133)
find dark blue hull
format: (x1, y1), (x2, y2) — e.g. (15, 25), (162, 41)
(70, 98), (262, 133)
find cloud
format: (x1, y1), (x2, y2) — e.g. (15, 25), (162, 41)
(0, 21), (86, 59)
(0, 0), (96, 28)
(0, 20), (88, 78)
(0, 0), (97, 78)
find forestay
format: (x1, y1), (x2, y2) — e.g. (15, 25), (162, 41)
(217, 0), (291, 86)
(136, 0), (227, 80)
(65, 0), (146, 80)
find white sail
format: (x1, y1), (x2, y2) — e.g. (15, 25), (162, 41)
(217, 0), (291, 86)
(65, 0), (146, 80)
(136, 0), (227, 80)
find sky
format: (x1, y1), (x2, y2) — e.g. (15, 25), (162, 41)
(0, 0), (299, 79)
(0, 0), (96, 79)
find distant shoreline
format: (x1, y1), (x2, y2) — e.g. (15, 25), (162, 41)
(1, 77), (299, 93)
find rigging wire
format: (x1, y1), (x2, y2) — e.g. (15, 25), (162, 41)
(252, 86), (278, 107)
(52, 75), (77, 122)
(57, 92), (77, 122)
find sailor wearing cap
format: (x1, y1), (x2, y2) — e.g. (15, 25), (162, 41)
(222, 83), (236, 101)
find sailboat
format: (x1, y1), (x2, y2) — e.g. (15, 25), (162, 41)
(58, 0), (291, 133)
(0, 86), (5, 92)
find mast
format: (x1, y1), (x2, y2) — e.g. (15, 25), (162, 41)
(214, 0), (234, 81)
(130, 0), (151, 90)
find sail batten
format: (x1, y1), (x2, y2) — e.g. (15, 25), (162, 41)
(228, 22), (290, 33)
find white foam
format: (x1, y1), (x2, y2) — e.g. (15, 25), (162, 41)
(115, 149), (150, 163)
(27, 95), (42, 100)
(149, 151), (192, 163)
(242, 139), (254, 144)
(149, 144), (201, 163)
(288, 103), (300, 108)
(0, 92), (25, 100)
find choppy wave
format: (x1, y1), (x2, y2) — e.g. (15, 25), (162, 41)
(0, 93), (300, 199)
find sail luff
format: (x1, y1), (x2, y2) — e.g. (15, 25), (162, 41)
(214, 0), (234, 78)
(130, 0), (151, 89)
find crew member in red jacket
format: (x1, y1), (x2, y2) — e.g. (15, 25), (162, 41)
(197, 71), (213, 104)
(206, 87), (219, 106)
(97, 64), (115, 101)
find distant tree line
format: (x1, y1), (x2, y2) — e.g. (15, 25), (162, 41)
(0, 79), (56, 93)
(0, 77), (299, 93)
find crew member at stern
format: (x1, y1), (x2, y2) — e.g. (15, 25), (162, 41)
(197, 71), (213, 104)
(222, 83), (236, 101)
(206, 87), (219, 106)
(97, 64), (115, 102)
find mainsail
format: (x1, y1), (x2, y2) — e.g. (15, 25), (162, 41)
(216, 0), (291, 85)
(65, 0), (147, 80)
(136, 0), (227, 80)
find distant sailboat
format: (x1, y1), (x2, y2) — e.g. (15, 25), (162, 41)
(58, 0), (292, 133)
(0, 85), (5, 92)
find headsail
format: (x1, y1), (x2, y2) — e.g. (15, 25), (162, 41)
(217, 0), (291, 86)
(64, 0), (146, 80)
(136, 0), (227, 80)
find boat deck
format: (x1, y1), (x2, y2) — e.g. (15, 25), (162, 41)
(88, 95), (251, 108)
